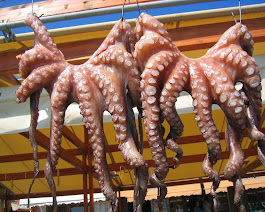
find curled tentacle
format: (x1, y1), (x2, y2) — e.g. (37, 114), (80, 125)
(16, 13), (67, 208)
(18, 47), (63, 79)
(134, 13), (183, 205)
(24, 13), (62, 54)
(190, 62), (222, 207)
(208, 23), (254, 56)
(27, 89), (41, 207)
(160, 61), (188, 168)
(44, 69), (73, 210)
(16, 63), (66, 103)
(89, 19), (149, 211)
(224, 121), (245, 208)
(134, 13), (264, 209)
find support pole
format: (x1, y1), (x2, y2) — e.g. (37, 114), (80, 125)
(84, 126), (94, 212)
(0, 0), (220, 31)
(227, 186), (237, 212)
(89, 154), (94, 212)
(118, 190), (121, 212)
(82, 154), (88, 212)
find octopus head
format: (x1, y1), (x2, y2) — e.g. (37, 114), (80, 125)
(208, 22), (254, 56)
(120, 19), (137, 53)
(135, 13), (170, 41)
(92, 18), (136, 57)
(237, 24), (254, 56)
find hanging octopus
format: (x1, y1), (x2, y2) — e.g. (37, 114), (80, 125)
(133, 13), (264, 211)
(16, 13), (148, 212)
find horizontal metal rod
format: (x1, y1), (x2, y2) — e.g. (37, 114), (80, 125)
(0, 0), (220, 31)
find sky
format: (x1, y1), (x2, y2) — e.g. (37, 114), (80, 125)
(0, 0), (265, 34)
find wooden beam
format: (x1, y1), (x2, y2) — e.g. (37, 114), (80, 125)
(0, 0), (157, 22)
(3, 159), (265, 201)
(2, 127), (263, 164)
(84, 126), (94, 212)
(0, 152), (47, 163)
(170, 17), (265, 44)
(9, 170), (265, 200)
(20, 131), (89, 172)
(107, 170), (265, 192)
(0, 168), (82, 181)
(1, 17), (265, 76)
(106, 147), (258, 171)
(105, 128), (265, 153)
(12, 187), (103, 200)
(176, 28), (265, 52)
(241, 159), (263, 176)
(0, 182), (15, 200)
(83, 126), (89, 212)
(62, 126), (88, 154)
(82, 154), (88, 212)
(0, 147), (258, 182)
(0, 149), (81, 163)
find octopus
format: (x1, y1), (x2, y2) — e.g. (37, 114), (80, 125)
(16, 13), (148, 212)
(133, 13), (265, 211)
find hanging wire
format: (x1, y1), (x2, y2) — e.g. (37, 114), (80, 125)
(136, 0), (141, 15)
(239, 0), (242, 23)
(231, 12), (237, 24)
(122, 0), (141, 20)
(32, 0), (34, 15)
(121, 0), (131, 20)
(231, 0), (242, 24)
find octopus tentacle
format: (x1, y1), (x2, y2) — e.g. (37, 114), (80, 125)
(189, 62), (222, 209)
(134, 13), (184, 207)
(214, 41), (264, 163)
(18, 14), (148, 211)
(126, 93), (148, 212)
(134, 13), (264, 209)
(77, 82), (118, 211)
(16, 14), (67, 207)
(16, 63), (65, 103)
(27, 90), (41, 206)
(18, 47), (63, 79)
(160, 62), (188, 168)
(140, 64), (169, 208)
(49, 72), (72, 169)
(88, 20), (149, 211)
(208, 23), (253, 56)
(105, 76), (148, 211)
(224, 122), (245, 208)
(24, 13), (62, 54)
(44, 70), (73, 211)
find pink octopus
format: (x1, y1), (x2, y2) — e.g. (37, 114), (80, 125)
(133, 13), (264, 211)
(16, 14), (148, 212)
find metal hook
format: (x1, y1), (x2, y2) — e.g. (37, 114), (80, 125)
(231, 12), (237, 24)
(121, 0), (130, 20)
(136, 0), (141, 15)
(239, 0), (242, 24)
(32, 0), (34, 15)
(1, 20), (16, 43)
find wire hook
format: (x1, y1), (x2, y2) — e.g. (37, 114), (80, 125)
(32, 0), (34, 15)
(231, 0), (242, 24)
(239, 0), (242, 24)
(121, 0), (131, 20)
(136, 0), (141, 16)
(231, 12), (237, 24)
